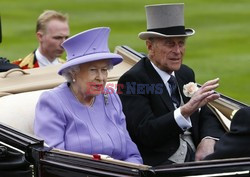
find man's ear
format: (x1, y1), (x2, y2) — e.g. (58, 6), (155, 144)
(36, 31), (43, 41)
(146, 39), (154, 57)
(146, 39), (152, 51)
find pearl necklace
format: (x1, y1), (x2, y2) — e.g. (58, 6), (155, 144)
(69, 85), (95, 107)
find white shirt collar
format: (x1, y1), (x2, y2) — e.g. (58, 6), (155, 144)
(150, 61), (185, 110)
(35, 49), (60, 67)
(150, 61), (175, 85)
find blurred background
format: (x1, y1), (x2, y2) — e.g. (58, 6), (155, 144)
(0, 0), (250, 104)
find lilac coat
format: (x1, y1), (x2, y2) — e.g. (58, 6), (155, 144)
(34, 83), (142, 164)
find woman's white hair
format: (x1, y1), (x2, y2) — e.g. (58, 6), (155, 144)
(61, 65), (80, 83)
(61, 60), (114, 83)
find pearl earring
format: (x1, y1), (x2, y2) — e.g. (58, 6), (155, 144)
(72, 78), (76, 82)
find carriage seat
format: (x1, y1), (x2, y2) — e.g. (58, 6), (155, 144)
(0, 89), (47, 136)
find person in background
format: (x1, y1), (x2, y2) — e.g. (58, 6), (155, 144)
(118, 3), (225, 166)
(0, 16), (20, 72)
(0, 57), (20, 72)
(205, 106), (250, 160)
(34, 27), (143, 164)
(12, 10), (70, 69)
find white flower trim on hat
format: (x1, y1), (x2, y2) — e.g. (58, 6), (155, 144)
(183, 82), (199, 97)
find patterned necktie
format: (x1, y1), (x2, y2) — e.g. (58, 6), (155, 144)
(168, 75), (181, 107)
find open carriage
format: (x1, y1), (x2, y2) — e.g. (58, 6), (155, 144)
(0, 46), (249, 177)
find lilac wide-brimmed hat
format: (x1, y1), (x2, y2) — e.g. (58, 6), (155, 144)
(138, 3), (195, 40)
(58, 27), (123, 75)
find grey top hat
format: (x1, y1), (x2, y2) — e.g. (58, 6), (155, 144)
(138, 3), (195, 40)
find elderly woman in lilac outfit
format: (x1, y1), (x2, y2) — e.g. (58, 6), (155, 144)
(34, 27), (143, 164)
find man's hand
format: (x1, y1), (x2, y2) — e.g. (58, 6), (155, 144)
(181, 78), (220, 118)
(195, 138), (216, 161)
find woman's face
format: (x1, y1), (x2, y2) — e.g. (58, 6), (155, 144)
(74, 59), (110, 97)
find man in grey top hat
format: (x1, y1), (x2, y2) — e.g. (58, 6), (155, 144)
(118, 3), (225, 166)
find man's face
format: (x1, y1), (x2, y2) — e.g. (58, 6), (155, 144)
(146, 37), (186, 74)
(37, 19), (70, 61)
